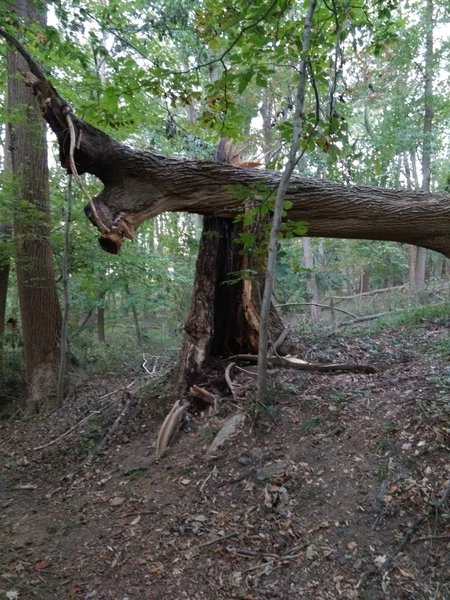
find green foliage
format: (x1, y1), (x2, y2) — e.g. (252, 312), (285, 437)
(386, 303), (450, 327)
(300, 415), (322, 432)
(377, 420), (395, 452)
(1, 0), (449, 385)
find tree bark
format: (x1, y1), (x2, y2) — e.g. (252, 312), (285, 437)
(0, 117), (13, 363)
(97, 306), (106, 344)
(302, 237), (321, 321)
(6, 1), (63, 410)
(0, 262), (9, 342)
(0, 37), (448, 258)
(175, 213), (285, 390)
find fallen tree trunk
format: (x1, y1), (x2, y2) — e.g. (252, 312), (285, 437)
(1, 29), (450, 258)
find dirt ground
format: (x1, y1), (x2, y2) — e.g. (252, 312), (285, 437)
(1, 318), (449, 600)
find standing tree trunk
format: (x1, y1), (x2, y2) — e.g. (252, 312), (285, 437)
(176, 209), (285, 391)
(0, 241), (9, 344)
(415, 0), (435, 301)
(0, 120), (13, 359)
(302, 237), (321, 321)
(7, 0), (63, 410)
(97, 306), (106, 344)
(257, 0), (318, 401)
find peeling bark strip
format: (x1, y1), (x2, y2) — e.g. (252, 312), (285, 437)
(1, 29), (450, 257)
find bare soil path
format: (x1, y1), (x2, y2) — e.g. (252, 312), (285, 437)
(1, 319), (449, 599)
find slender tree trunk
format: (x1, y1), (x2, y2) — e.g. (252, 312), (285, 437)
(416, 0), (434, 301)
(7, 0), (64, 410)
(97, 306), (106, 343)
(257, 0), (318, 401)
(131, 304), (142, 345)
(414, 248), (427, 299)
(359, 267), (370, 294)
(408, 245), (417, 296)
(0, 120), (12, 361)
(403, 152), (418, 297)
(302, 237), (321, 321)
(125, 283), (142, 345)
(57, 175), (72, 406)
(0, 261), (9, 346)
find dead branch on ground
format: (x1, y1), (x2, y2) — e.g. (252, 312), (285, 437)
(229, 354), (377, 374)
(87, 392), (135, 462)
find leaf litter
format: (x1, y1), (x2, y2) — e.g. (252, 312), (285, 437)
(0, 320), (449, 599)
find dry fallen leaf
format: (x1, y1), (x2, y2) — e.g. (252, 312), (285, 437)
(35, 559), (51, 571)
(373, 554), (386, 568)
(148, 563), (165, 575)
(68, 583), (83, 599)
(192, 514), (208, 522)
(399, 567), (415, 579)
(306, 545), (318, 560)
(109, 496), (125, 507)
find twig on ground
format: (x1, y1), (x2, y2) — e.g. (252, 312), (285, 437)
(88, 393), (135, 461)
(241, 560), (274, 574)
(32, 411), (101, 451)
(99, 378), (138, 400)
(412, 534), (450, 543)
(190, 385), (216, 405)
(233, 364), (257, 376)
(199, 466), (218, 492)
(380, 478), (450, 573)
(338, 311), (402, 327)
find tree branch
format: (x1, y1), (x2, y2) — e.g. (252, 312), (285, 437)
(1, 29), (450, 258)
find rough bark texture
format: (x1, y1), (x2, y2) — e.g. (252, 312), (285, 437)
(302, 237), (321, 321)
(0, 225), (11, 346)
(0, 265), (9, 339)
(176, 212), (285, 389)
(0, 38), (448, 258)
(87, 147), (450, 258)
(6, 1), (62, 410)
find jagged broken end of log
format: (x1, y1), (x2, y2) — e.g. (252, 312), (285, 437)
(99, 232), (123, 255)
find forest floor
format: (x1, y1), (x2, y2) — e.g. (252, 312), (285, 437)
(0, 316), (449, 600)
